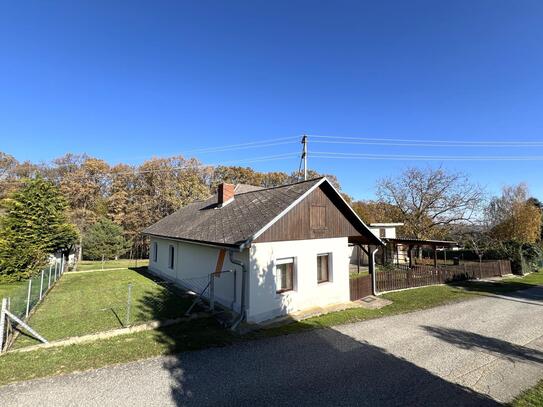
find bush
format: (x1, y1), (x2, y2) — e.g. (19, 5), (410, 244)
(497, 241), (543, 275)
(82, 218), (132, 261)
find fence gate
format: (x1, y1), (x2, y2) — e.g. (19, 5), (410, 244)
(349, 275), (372, 301)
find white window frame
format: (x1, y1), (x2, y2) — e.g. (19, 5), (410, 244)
(317, 253), (333, 284)
(168, 245), (175, 270)
(275, 257), (296, 294)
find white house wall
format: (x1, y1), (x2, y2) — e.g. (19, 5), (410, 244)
(148, 237), (247, 313)
(247, 237), (350, 323)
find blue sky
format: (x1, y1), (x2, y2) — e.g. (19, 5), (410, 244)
(1, 1), (543, 200)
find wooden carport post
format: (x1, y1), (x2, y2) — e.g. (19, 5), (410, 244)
(433, 243), (438, 268)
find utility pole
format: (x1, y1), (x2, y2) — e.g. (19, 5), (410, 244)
(301, 135), (308, 180)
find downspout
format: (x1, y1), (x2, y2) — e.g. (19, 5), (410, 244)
(369, 246), (380, 296)
(229, 250), (247, 331)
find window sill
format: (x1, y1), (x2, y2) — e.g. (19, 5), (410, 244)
(317, 280), (332, 286)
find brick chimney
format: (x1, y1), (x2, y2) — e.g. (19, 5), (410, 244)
(217, 183), (235, 206)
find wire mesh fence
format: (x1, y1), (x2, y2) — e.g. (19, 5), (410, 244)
(5, 268), (194, 350)
(0, 256), (66, 351)
(2, 262), (236, 352)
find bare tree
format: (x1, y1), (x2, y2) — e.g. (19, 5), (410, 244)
(377, 166), (485, 239)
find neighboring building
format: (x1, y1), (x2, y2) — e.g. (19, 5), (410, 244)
(349, 223), (458, 268)
(143, 177), (382, 324)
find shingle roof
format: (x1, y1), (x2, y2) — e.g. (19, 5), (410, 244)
(143, 178), (323, 247)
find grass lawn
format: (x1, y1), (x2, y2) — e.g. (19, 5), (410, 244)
(75, 259), (149, 271)
(0, 280), (27, 300)
(512, 379), (543, 406)
(0, 270), (541, 386)
(0, 279), (35, 318)
(13, 268), (191, 348)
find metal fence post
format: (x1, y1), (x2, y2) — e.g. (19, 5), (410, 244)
(48, 264), (52, 289)
(60, 255), (64, 275)
(39, 270), (45, 301)
(25, 278), (32, 318)
(125, 283), (132, 326)
(0, 298), (7, 352)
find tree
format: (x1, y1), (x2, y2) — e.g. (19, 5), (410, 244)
(377, 167), (484, 239)
(82, 218), (132, 261)
(351, 200), (404, 224)
(0, 177), (78, 280)
(486, 184), (542, 244)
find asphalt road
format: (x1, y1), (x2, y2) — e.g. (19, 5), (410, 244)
(1, 286), (543, 407)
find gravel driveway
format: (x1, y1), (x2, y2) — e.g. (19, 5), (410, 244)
(1, 286), (542, 406)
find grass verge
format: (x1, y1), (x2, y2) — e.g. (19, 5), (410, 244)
(0, 270), (541, 387)
(511, 379), (543, 406)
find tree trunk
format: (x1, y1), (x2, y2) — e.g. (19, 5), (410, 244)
(78, 236), (83, 261)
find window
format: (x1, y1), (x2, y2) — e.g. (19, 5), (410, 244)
(152, 242), (158, 262)
(379, 228), (386, 238)
(310, 205), (326, 230)
(276, 258), (294, 293)
(317, 254), (330, 283)
(168, 245), (175, 269)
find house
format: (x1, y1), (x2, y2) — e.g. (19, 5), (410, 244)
(143, 177), (383, 324)
(350, 223), (458, 269)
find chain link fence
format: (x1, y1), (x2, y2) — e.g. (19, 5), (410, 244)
(0, 256), (66, 351)
(3, 267), (194, 350)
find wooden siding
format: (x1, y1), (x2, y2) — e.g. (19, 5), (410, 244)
(349, 274), (373, 300)
(254, 185), (363, 243)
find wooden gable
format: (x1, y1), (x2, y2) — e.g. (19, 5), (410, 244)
(254, 184), (367, 243)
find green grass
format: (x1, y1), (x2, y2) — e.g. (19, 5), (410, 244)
(511, 379), (543, 406)
(0, 280), (27, 300)
(13, 268), (191, 348)
(75, 259), (149, 271)
(0, 270), (541, 387)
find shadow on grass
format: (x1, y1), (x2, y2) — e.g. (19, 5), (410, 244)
(423, 326), (543, 364)
(131, 267), (501, 406)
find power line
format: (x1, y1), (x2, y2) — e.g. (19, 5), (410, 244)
(309, 134), (543, 146)
(311, 140), (543, 148)
(181, 137), (299, 154)
(311, 151), (543, 161)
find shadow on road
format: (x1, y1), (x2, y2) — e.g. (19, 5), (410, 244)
(135, 266), (501, 406)
(450, 280), (543, 307)
(422, 325), (543, 364)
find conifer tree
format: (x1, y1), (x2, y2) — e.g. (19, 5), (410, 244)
(0, 177), (78, 280)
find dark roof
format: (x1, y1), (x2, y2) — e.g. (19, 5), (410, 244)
(144, 178), (323, 247)
(143, 177), (382, 249)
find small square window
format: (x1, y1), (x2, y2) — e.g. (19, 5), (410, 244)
(276, 258), (294, 293)
(317, 254), (330, 283)
(379, 228), (386, 238)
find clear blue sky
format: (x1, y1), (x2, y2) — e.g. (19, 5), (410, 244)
(1, 1), (543, 200)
